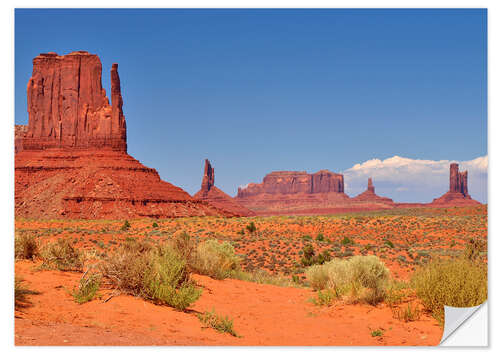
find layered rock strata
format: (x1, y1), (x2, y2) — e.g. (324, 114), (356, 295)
(15, 51), (234, 219)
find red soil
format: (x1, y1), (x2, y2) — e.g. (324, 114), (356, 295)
(15, 261), (442, 346)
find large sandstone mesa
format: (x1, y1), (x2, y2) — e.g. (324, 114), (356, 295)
(194, 159), (255, 216)
(352, 178), (395, 206)
(24, 51), (126, 151)
(15, 51), (234, 219)
(431, 163), (481, 206)
(235, 170), (387, 215)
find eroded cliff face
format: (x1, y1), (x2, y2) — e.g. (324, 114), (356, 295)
(15, 51), (234, 219)
(194, 159), (254, 216)
(24, 51), (126, 151)
(237, 170), (345, 198)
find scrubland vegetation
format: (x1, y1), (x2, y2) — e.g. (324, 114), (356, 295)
(14, 205), (487, 327)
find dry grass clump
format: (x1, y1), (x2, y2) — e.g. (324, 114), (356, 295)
(198, 308), (240, 337)
(191, 239), (241, 279)
(305, 255), (390, 305)
(411, 257), (487, 323)
(40, 239), (84, 272)
(15, 232), (39, 260)
(71, 272), (102, 304)
(230, 269), (301, 288)
(100, 242), (201, 311)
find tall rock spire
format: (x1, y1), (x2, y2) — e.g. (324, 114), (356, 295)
(201, 159), (215, 192)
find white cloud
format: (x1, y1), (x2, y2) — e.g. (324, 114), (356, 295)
(343, 155), (488, 203)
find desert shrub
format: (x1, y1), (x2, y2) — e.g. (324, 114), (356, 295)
(349, 255), (390, 304)
(15, 232), (39, 260)
(316, 233), (325, 242)
(301, 244), (316, 266)
(71, 272), (101, 304)
(152, 222), (159, 228)
(462, 238), (486, 262)
(15, 277), (38, 309)
(246, 222), (257, 234)
(40, 239), (84, 272)
(411, 257), (487, 323)
(341, 237), (354, 246)
(198, 308), (240, 337)
(305, 255), (390, 305)
(192, 240), (241, 279)
(143, 246), (201, 310)
(121, 220), (131, 231)
(170, 231), (197, 262)
(371, 329), (384, 337)
(100, 244), (201, 310)
(309, 289), (335, 306)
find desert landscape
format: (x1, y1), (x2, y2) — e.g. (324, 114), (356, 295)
(14, 50), (487, 346)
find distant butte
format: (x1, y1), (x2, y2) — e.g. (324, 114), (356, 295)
(430, 163), (481, 207)
(352, 178), (394, 206)
(194, 159), (255, 216)
(234, 170), (393, 215)
(15, 51), (235, 219)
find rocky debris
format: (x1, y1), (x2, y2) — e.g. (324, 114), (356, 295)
(194, 159), (255, 216)
(352, 178), (394, 205)
(23, 51), (126, 151)
(15, 51), (235, 219)
(431, 163), (480, 206)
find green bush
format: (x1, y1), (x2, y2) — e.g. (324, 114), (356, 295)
(245, 222), (257, 234)
(15, 232), (39, 260)
(100, 244), (201, 311)
(143, 246), (201, 310)
(230, 269), (300, 288)
(411, 257), (487, 323)
(309, 289), (336, 306)
(192, 240), (241, 279)
(71, 272), (101, 304)
(121, 220), (131, 231)
(40, 239), (84, 272)
(305, 255), (390, 305)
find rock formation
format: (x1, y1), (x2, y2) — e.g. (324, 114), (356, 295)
(431, 163), (480, 206)
(234, 170), (381, 215)
(24, 51), (126, 151)
(237, 170), (345, 198)
(15, 125), (27, 154)
(352, 178), (395, 206)
(194, 159), (255, 216)
(15, 51), (235, 219)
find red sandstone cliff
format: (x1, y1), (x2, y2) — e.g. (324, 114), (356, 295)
(352, 178), (395, 206)
(15, 51), (234, 219)
(15, 125), (28, 154)
(234, 170), (386, 215)
(24, 51), (126, 151)
(431, 163), (481, 206)
(194, 160), (255, 216)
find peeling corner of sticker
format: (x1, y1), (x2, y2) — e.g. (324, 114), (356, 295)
(439, 301), (487, 346)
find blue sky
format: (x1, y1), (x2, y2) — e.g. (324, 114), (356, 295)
(15, 9), (487, 202)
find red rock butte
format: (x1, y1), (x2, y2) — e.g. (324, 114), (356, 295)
(234, 170), (392, 215)
(431, 163), (481, 207)
(193, 159), (255, 216)
(15, 51), (235, 219)
(352, 178), (395, 206)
